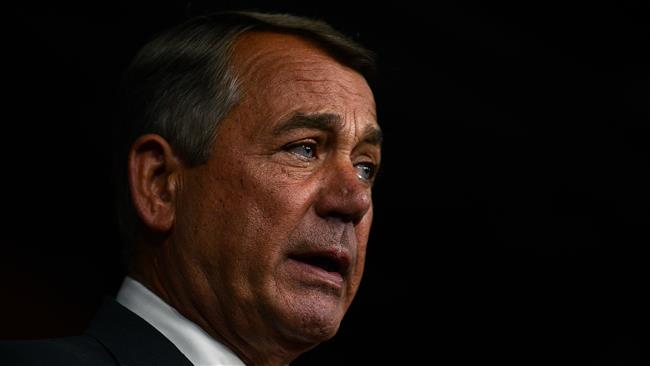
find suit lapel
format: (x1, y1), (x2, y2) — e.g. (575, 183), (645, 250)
(85, 297), (194, 366)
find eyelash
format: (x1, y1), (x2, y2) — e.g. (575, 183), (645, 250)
(285, 141), (318, 160)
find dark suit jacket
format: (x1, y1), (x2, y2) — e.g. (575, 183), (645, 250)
(0, 298), (194, 366)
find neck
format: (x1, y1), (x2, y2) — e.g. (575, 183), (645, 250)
(128, 251), (305, 366)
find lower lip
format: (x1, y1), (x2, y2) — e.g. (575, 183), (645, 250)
(287, 258), (344, 290)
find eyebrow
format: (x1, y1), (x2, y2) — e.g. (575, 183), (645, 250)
(273, 113), (383, 147)
(273, 113), (342, 136)
(362, 124), (383, 146)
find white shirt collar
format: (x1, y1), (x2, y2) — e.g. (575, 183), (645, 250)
(116, 276), (245, 366)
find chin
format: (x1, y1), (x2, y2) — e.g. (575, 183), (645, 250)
(299, 314), (342, 342)
(274, 293), (347, 346)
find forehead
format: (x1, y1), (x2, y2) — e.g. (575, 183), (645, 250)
(229, 31), (376, 123)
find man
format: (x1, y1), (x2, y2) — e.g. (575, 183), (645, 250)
(1, 10), (381, 366)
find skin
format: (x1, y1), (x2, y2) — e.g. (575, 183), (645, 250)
(128, 31), (381, 365)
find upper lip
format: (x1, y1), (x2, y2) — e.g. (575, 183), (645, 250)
(288, 248), (351, 276)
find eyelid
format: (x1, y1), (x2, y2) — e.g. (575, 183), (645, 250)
(354, 149), (380, 168)
(283, 139), (319, 160)
(283, 138), (319, 149)
(353, 142), (381, 161)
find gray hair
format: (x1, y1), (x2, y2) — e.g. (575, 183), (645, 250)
(115, 11), (376, 259)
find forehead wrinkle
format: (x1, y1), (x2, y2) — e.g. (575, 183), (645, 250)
(233, 50), (285, 95)
(234, 35), (366, 97)
(232, 33), (330, 87)
(262, 63), (362, 99)
(230, 31), (377, 139)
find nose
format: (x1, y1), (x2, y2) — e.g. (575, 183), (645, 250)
(314, 158), (372, 224)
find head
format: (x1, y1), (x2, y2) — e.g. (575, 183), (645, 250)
(117, 11), (380, 365)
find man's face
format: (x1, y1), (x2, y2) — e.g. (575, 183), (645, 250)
(171, 32), (381, 353)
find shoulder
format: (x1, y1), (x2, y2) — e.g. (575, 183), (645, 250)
(0, 335), (116, 366)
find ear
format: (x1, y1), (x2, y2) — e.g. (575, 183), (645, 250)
(128, 134), (183, 233)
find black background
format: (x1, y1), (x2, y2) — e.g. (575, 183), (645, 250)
(2, 1), (648, 364)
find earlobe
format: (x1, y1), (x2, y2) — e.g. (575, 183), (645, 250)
(128, 134), (182, 233)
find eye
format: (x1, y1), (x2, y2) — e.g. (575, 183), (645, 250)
(285, 142), (317, 159)
(355, 162), (377, 181)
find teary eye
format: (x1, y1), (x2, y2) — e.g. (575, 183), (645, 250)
(286, 142), (317, 159)
(355, 162), (376, 181)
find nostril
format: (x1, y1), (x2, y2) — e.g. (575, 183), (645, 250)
(333, 210), (362, 224)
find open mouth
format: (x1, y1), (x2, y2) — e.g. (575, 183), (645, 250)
(289, 251), (350, 277)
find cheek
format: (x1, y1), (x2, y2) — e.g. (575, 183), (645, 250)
(242, 163), (316, 232)
(353, 208), (373, 274)
(175, 181), (231, 266)
(186, 160), (315, 283)
(355, 206), (373, 253)
(227, 165), (319, 290)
